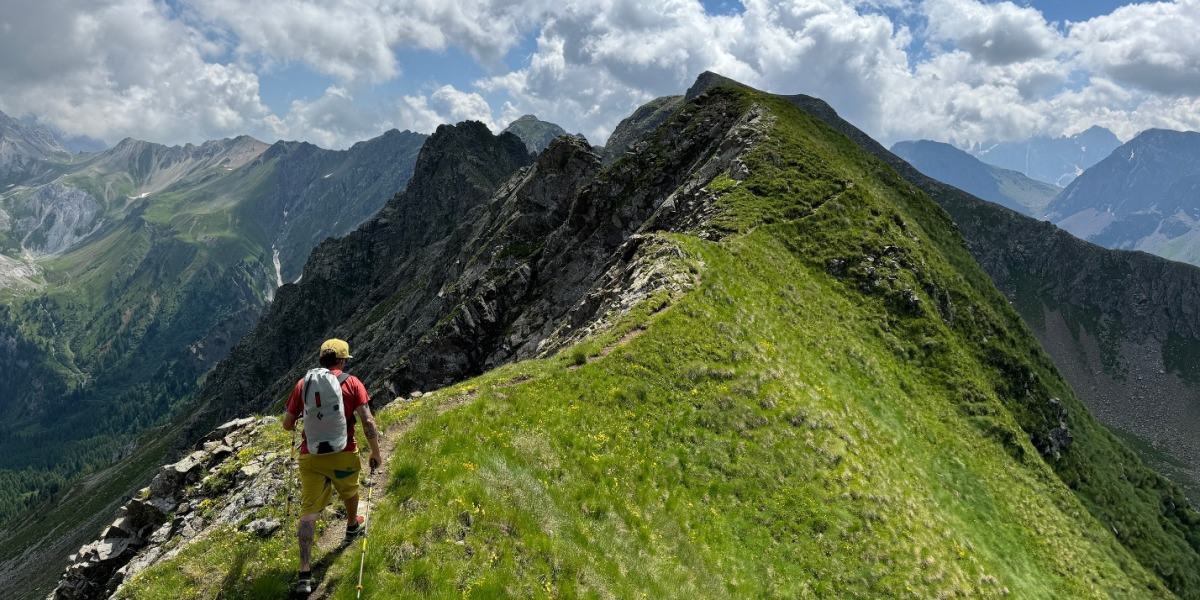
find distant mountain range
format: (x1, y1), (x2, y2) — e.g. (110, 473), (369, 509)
(961, 125), (1122, 186)
(896, 129), (1200, 272)
(891, 140), (1061, 217)
(1047, 129), (1200, 265)
(0, 111), (71, 185)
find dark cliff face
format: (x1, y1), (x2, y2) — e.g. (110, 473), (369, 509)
(190, 122), (534, 426)
(601, 95), (684, 165)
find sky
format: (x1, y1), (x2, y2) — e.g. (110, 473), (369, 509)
(1, 0), (1198, 150)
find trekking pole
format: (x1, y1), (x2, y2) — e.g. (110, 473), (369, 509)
(356, 468), (375, 598)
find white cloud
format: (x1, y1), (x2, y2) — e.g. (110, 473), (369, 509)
(1069, 0), (1200, 96)
(186, 0), (550, 83)
(480, 0), (916, 144)
(0, 0), (268, 145)
(923, 0), (1062, 65)
(264, 87), (386, 149)
(396, 85), (500, 133)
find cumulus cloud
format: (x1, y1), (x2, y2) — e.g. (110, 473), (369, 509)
(1069, 0), (1200, 96)
(397, 85), (500, 133)
(923, 0), (1062, 65)
(264, 87), (388, 149)
(0, 0), (269, 145)
(187, 0), (549, 83)
(481, 0), (915, 144)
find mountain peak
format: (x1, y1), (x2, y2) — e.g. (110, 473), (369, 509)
(1049, 126), (1200, 243)
(685, 71), (752, 102)
(0, 110), (71, 164)
(501, 114), (570, 155)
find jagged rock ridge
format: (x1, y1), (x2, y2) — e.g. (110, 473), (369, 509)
(52, 417), (279, 600)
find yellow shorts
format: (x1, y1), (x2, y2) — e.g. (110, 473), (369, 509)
(298, 451), (361, 516)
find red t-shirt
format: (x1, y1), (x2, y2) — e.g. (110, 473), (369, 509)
(286, 369), (370, 455)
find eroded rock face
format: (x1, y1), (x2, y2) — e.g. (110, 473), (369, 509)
(12, 183), (101, 255)
(50, 417), (288, 600)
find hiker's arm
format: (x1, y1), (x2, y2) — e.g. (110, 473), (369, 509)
(355, 403), (383, 469)
(282, 381), (303, 431)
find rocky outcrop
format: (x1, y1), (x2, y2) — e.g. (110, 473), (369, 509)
(50, 417), (286, 600)
(601, 95), (684, 165)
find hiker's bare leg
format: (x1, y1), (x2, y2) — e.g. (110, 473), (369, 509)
(298, 513), (318, 572)
(343, 493), (360, 528)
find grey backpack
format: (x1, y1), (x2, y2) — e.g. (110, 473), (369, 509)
(301, 368), (351, 454)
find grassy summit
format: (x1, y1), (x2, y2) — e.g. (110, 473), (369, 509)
(117, 89), (1200, 598)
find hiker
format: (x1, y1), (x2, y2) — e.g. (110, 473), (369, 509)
(282, 338), (383, 595)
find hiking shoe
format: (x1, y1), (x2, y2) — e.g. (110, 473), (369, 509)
(294, 574), (313, 595)
(344, 515), (366, 543)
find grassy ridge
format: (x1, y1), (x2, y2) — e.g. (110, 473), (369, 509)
(114, 88), (1200, 597)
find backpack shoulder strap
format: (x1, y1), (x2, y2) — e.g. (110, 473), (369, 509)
(337, 373), (351, 384)
(301, 371), (313, 405)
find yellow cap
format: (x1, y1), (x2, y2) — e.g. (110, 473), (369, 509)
(320, 338), (352, 359)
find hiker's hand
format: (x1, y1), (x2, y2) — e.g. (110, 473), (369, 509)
(369, 451), (382, 472)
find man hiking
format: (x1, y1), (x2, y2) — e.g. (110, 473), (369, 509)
(283, 338), (383, 595)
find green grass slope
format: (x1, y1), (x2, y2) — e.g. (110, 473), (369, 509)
(116, 90), (1200, 598)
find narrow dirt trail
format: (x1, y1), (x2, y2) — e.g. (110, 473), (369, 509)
(307, 392), (477, 598)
